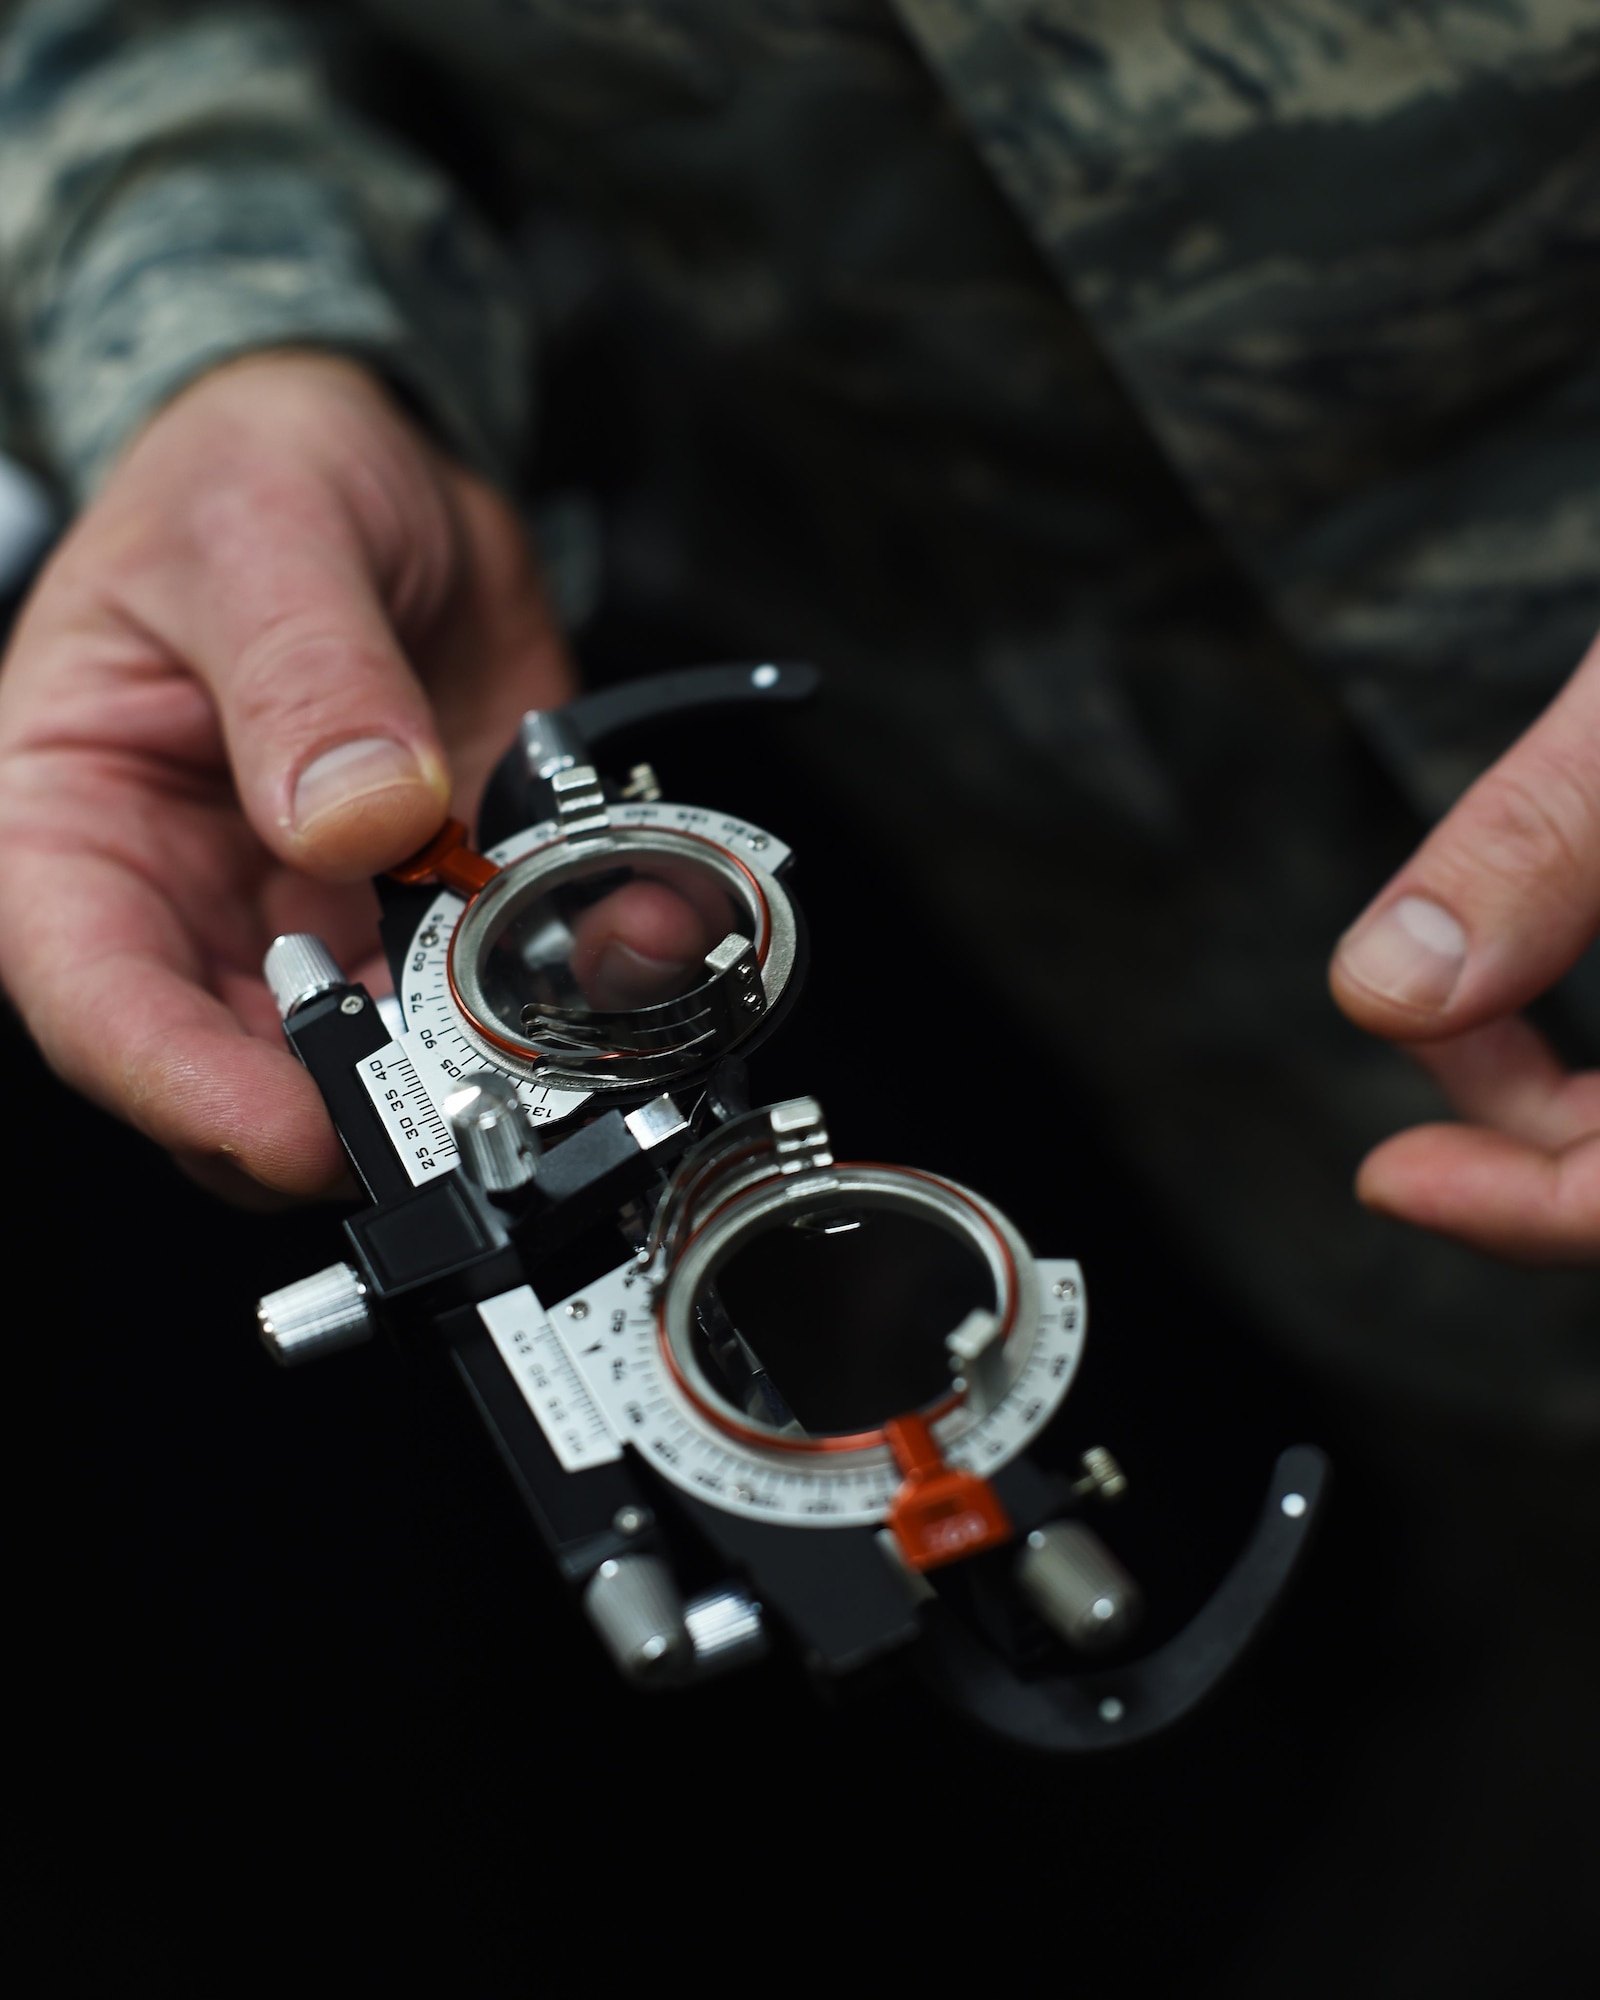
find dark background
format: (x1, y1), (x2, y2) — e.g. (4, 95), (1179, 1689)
(8, 553), (1597, 1991)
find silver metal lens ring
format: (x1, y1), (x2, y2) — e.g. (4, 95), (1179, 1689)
(448, 825), (797, 1090)
(656, 1163), (1042, 1454)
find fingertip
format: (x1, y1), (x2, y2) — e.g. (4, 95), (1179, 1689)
(285, 736), (450, 880)
(1352, 1128), (1427, 1216)
(1329, 894), (1469, 1040)
(1352, 1122), (1600, 1263)
(171, 1145), (355, 1209)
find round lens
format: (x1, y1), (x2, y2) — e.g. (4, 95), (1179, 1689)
(692, 1207), (996, 1437)
(474, 852), (749, 1042)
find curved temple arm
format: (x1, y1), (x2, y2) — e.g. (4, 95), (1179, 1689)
(915, 1445), (1330, 1753)
(478, 662), (819, 849)
(563, 660), (820, 750)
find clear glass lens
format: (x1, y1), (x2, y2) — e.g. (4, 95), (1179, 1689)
(476, 853), (747, 1039)
(692, 1207), (996, 1436)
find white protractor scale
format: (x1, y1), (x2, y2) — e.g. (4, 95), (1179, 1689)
(359, 802), (793, 1187)
(471, 1255), (1086, 1529)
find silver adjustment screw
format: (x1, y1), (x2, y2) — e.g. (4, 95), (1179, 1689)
(1015, 1522), (1143, 1654)
(257, 1262), (374, 1367)
(583, 1555), (693, 1686)
(1071, 1445), (1129, 1503)
(443, 1073), (538, 1192)
(620, 762), (662, 804)
(683, 1586), (768, 1679)
(263, 934), (346, 1022)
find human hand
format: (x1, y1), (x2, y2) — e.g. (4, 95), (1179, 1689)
(0, 351), (580, 1200)
(1330, 626), (1600, 1261)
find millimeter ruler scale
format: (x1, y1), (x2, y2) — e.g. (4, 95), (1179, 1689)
(477, 1286), (622, 1471)
(358, 1041), (458, 1182)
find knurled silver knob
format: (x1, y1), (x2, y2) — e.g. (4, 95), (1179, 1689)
(583, 1554), (693, 1686)
(263, 934), (345, 1022)
(443, 1073), (539, 1191)
(1015, 1521), (1142, 1653)
(257, 1262), (374, 1367)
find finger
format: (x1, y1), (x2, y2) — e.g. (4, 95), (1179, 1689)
(3, 843), (346, 1194)
(172, 1149), (358, 1211)
(146, 482), (452, 882)
(1356, 1121), (1600, 1264)
(1406, 1016), (1600, 1151)
(424, 470), (578, 818)
(569, 880), (721, 1008)
(1331, 626), (1600, 1041)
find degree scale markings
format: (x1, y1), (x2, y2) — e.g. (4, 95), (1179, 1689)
(533, 1257), (1088, 1528)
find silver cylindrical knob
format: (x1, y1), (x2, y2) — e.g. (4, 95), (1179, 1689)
(683, 1585), (768, 1679)
(443, 1073), (539, 1191)
(257, 1261), (374, 1367)
(583, 1555), (693, 1686)
(1015, 1522), (1142, 1653)
(263, 934), (345, 1021)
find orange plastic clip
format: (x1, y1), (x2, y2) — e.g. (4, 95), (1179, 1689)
(884, 1411), (1012, 1572)
(387, 818), (500, 898)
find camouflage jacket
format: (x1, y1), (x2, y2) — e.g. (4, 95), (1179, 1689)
(2, 1), (1597, 819)
(4, 2), (1600, 1409)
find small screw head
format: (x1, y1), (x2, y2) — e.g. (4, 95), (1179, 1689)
(1281, 1491), (1308, 1519)
(1073, 1445), (1128, 1503)
(747, 834), (770, 851)
(742, 990), (765, 1011)
(1098, 1696), (1125, 1724)
(567, 1300), (589, 1320)
(751, 664), (780, 690)
(613, 1505), (652, 1536)
(339, 994), (364, 1016)
(1053, 1278), (1077, 1299)
(732, 1484), (754, 1503)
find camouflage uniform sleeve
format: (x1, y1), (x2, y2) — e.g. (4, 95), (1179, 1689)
(0, 0), (531, 501)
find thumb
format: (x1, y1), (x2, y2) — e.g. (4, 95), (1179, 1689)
(1332, 628), (1600, 1042)
(165, 484), (452, 881)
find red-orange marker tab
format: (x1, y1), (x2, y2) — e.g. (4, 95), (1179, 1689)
(885, 1411), (1012, 1572)
(388, 818), (500, 898)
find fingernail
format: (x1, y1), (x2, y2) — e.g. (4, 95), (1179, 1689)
(1337, 893), (1467, 1012)
(589, 942), (693, 1010)
(291, 737), (434, 833)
